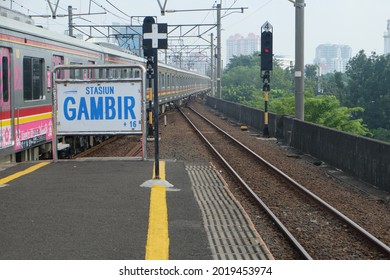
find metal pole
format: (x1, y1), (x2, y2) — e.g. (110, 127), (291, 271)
(263, 71), (270, 137)
(210, 33), (215, 97)
(51, 70), (58, 162)
(153, 49), (160, 179)
(68, 6), (73, 37)
(216, 3), (222, 99)
(295, 0), (305, 120)
(146, 57), (154, 139)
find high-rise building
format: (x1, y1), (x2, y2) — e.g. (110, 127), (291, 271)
(314, 44), (352, 74)
(384, 19), (390, 55)
(226, 33), (260, 64)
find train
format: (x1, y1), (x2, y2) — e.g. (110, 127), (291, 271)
(0, 9), (211, 162)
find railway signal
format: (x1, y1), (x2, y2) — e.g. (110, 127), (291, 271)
(261, 22), (273, 71)
(142, 16), (168, 180)
(260, 21), (273, 137)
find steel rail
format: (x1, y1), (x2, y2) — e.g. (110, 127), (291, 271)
(188, 106), (390, 257)
(179, 107), (313, 260)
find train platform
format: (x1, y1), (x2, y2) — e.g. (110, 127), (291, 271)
(0, 159), (273, 260)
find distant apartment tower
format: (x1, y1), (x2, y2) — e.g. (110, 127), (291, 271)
(226, 33), (260, 63)
(385, 19), (390, 55)
(314, 44), (352, 74)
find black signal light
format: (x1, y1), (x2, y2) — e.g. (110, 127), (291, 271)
(261, 31), (273, 71)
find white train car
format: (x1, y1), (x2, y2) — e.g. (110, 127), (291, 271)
(0, 13), (210, 162)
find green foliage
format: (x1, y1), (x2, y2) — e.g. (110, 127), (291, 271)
(305, 95), (369, 135)
(220, 52), (378, 137)
(223, 84), (258, 104)
(225, 53), (259, 70)
(269, 95), (295, 115)
(267, 93), (369, 135)
(370, 128), (390, 142)
(345, 51), (390, 130)
(223, 65), (260, 88)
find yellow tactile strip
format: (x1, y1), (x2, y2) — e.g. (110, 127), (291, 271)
(186, 164), (274, 260)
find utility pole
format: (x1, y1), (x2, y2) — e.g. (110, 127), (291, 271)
(216, 3), (222, 99)
(294, 0), (305, 120)
(210, 33), (215, 97)
(68, 6), (74, 37)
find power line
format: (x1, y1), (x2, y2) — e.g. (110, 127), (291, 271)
(90, 0), (129, 22)
(224, 0), (274, 29)
(222, 0), (238, 17)
(104, 0), (131, 19)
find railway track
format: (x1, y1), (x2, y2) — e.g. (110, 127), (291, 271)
(179, 106), (390, 260)
(73, 135), (143, 158)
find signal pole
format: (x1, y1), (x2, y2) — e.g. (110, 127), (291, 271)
(261, 22), (273, 137)
(143, 17), (168, 180)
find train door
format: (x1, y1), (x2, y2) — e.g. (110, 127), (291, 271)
(53, 55), (64, 79)
(0, 47), (13, 150)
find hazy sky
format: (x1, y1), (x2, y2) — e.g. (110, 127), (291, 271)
(6, 0), (390, 64)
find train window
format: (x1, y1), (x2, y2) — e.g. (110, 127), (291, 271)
(2, 56), (9, 102)
(23, 57), (44, 101)
(167, 74), (170, 88)
(161, 73), (165, 88)
(158, 72), (162, 90)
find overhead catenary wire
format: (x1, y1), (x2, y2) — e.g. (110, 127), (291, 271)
(90, 0), (129, 22)
(224, 0), (274, 29)
(104, 0), (131, 19)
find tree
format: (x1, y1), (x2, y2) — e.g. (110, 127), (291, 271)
(225, 53), (259, 71)
(345, 51), (390, 130)
(221, 53), (371, 136)
(319, 72), (348, 102)
(305, 95), (369, 135)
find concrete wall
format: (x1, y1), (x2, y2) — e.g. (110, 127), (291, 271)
(206, 97), (281, 137)
(206, 96), (390, 192)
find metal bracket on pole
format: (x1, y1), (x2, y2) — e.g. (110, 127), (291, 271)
(157, 0), (169, 15)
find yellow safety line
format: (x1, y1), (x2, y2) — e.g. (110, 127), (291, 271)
(0, 162), (51, 185)
(145, 161), (169, 260)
